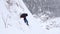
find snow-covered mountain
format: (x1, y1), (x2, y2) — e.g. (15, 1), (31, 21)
(23, 0), (60, 22)
(0, 0), (60, 34)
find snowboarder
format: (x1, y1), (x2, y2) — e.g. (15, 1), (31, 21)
(20, 13), (29, 26)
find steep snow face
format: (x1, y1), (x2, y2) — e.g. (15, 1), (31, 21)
(0, 0), (32, 34)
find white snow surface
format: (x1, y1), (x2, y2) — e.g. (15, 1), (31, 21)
(0, 0), (60, 34)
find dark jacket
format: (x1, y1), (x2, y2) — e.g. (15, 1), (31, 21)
(24, 17), (29, 25)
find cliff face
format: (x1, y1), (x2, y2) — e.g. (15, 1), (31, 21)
(23, 0), (60, 21)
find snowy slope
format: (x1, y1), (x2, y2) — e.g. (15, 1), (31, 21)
(0, 0), (60, 34)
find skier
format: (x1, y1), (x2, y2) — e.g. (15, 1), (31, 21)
(20, 13), (29, 26)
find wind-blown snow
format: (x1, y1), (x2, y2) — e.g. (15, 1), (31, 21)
(0, 0), (60, 34)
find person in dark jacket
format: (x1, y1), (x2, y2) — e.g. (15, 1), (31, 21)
(20, 13), (29, 26)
